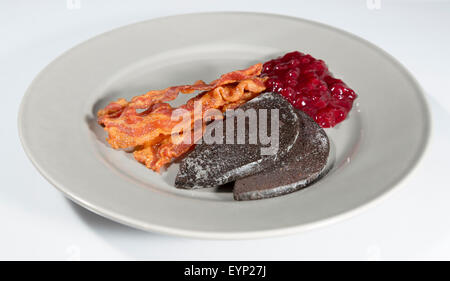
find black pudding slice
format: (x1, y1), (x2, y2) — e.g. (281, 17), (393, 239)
(175, 92), (301, 189)
(233, 110), (330, 201)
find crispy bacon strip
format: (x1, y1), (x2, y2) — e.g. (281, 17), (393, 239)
(97, 64), (266, 171)
(132, 77), (266, 172)
(98, 65), (264, 148)
(133, 128), (202, 172)
(97, 63), (262, 121)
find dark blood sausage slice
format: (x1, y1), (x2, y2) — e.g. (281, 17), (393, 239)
(175, 92), (301, 189)
(233, 110), (330, 201)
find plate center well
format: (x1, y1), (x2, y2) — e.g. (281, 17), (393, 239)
(86, 46), (363, 202)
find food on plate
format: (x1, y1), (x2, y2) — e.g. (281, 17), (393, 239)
(175, 92), (331, 200)
(233, 110), (330, 201)
(262, 51), (357, 128)
(98, 64), (267, 171)
(175, 92), (300, 188)
(97, 51), (357, 200)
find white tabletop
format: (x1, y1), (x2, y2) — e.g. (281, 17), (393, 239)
(1, 0), (450, 260)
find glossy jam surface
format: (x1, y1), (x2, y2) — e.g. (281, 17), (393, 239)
(262, 51), (357, 128)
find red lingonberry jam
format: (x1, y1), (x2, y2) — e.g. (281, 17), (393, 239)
(262, 51), (357, 128)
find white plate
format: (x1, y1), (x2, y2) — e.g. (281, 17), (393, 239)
(18, 12), (430, 239)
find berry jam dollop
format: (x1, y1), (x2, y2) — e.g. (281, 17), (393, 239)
(262, 51), (357, 128)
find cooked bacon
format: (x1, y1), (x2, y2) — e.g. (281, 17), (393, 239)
(97, 64), (266, 172)
(133, 129), (202, 172)
(97, 63), (262, 122)
(131, 83), (267, 172)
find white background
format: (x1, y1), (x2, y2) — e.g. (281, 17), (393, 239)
(1, 0), (450, 260)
